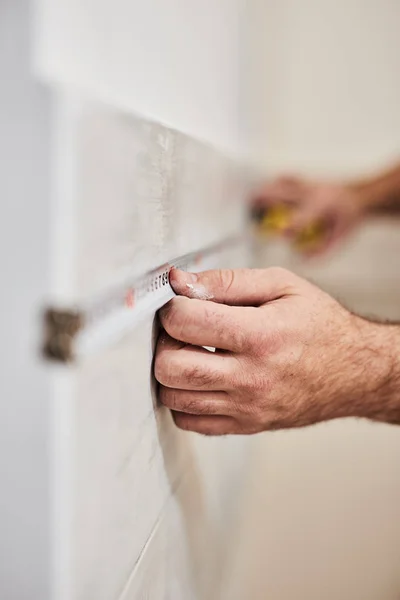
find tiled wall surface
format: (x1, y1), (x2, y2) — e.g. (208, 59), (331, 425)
(48, 97), (250, 600)
(62, 101), (244, 299)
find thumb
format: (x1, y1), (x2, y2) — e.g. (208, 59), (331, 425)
(169, 267), (299, 306)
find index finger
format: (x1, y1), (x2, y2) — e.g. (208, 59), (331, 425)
(158, 296), (257, 352)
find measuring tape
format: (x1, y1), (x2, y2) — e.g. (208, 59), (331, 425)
(43, 237), (243, 363)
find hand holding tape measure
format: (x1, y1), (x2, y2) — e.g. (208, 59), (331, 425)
(251, 175), (365, 255)
(251, 203), (326, 252)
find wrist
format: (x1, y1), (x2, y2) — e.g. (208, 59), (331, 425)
(347, 318), (400, 423)
(347, 179), (382, 211)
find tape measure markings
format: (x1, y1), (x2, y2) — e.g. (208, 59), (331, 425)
(43, 236), (241, 363)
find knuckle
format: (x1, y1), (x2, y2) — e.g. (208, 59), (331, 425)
(156, 354), (223, 390)
(234, 383), (274, 425)
(237, 365), (267, 395)
(160, 297), (190, 338)
(160, 390), (215, 415)
(203, 304), (245, 351)
(243, 322), (266, 353)
(182, 364), (220, 388)
(258, 328), (284, 355)
(267, 266), (292, 283)
(266, 266), (303, 294)
(217, 268), (236, 294)
(246, 374), (266, 394)
(243, 402), (265, 425)
(262, 376), (274, 396)
(186, 399), (215, 416)
(159, 387), (177, 409)
(202, 304), (218, 328)
(234, 330), (248, 353)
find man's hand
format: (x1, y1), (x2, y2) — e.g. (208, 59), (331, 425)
(254, 176), (365, 255)
(155, 268), (400, 435)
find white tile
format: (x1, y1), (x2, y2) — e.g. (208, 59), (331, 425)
(71, 318), (189, 600)
(53, 98), (245, 299)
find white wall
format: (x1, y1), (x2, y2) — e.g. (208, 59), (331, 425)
(248, 0), (400, 175)
(0, 2), (52, 599)
(34, 0), (244, 154)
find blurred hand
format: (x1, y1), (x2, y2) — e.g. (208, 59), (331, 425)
(254, 175), (366, 255)
(155, 268), (383, 435)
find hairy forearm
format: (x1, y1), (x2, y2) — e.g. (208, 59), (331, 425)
(349, 319), (400, 425)
(350, 161), (400, 214)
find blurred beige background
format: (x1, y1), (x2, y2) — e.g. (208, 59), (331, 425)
(225, 1), (400, 599)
